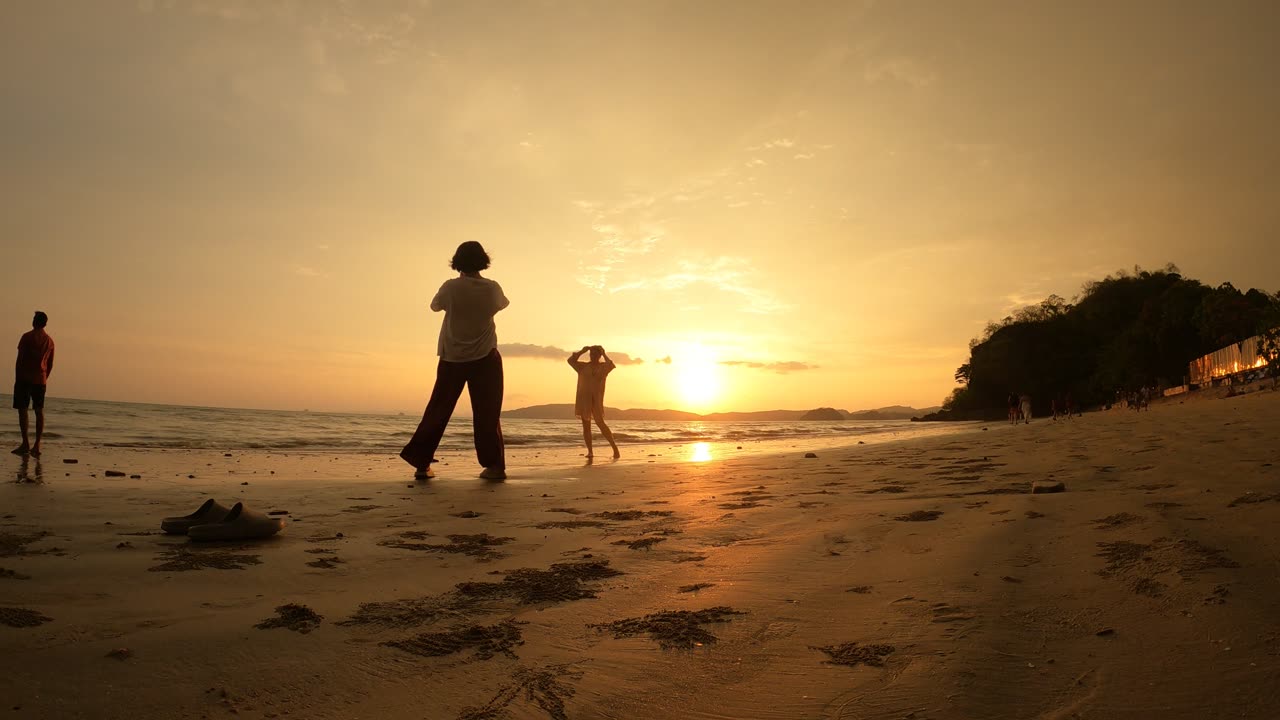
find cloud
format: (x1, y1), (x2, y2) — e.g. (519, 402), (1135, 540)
(747, 138), (796, 151)
(793, 153), (815, 160)
(294, 266), (325, 278)
(863, 57), (938, 88)
(609, 256), (787, 314)
(657, 356), (672, 364)
(496, 343), (567, 360)
(498, 343), (645, 365)
(719, 360), (817, 374)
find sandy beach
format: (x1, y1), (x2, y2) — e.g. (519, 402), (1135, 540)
(3, 389), (1280, 720)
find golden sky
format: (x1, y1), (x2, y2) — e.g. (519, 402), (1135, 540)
(3, 1), (1279, 414)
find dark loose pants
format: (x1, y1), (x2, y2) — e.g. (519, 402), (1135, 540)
(401, 349), (505, 470)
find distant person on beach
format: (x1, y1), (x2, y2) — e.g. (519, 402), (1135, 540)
(13, 311), (54, 457)
(568, 345), (620, 460)
(1019, 393), (1032, 424)
(400, 242), (509, 481)
(1007, 392), (1020, 424)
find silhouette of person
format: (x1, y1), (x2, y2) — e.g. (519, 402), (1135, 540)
(400, 243), (509, 480)
(568, 345), (620, 460)
(1019, 393), (1033, 424)
(13, 311), (54, 458)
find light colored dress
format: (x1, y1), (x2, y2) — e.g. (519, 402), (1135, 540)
(574, 362), (614, 419)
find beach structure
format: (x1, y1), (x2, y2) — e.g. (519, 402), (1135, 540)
(1187, 330), (1277, 388)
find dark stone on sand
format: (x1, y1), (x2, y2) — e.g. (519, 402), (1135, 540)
(678, 583), (715, 593)
(451, 511), (482, 518)
(895, 510), (943, 522)
(224, 453), (233, 457)
(1095, 628), (1115, 637)
(240, 482), (249, 486)
(267, 510), (289, 516)
(63, 459), (78, 464)
(1032, 480), (1065, 494)
(0, 607), (53, 628)
(804, 453), (818, 459)
(814, 641), (895, 667)
(105, 648), (133, 661)
(590, 607), (743, 649)
(130, 474), (141, 479)
(187, 475), (195, 479)
(255, 604), (323, 634)
(104, 470), (126, 477)
(383, 620), (523, 660)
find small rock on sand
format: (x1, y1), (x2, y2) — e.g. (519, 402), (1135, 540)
(63, 459), (78, 464)
(105, 648), (133, 661)
(104, 471), (126, 477)
(804, 453), (818, 459)
(129, 475), (141, 479)
(1032, 480), (1066, 494)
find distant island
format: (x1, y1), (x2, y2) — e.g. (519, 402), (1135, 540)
(503, 404), (939, 421)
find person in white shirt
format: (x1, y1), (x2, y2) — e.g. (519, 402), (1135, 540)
(400, 242), (510, 480)
(568, 345), (620, 460)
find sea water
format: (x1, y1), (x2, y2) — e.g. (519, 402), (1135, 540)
(0, 395), (974, 456)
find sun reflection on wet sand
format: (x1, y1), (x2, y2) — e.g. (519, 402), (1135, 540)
(689, 442), (713, 463)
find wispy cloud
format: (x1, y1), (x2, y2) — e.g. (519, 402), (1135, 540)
(609, 257), (787, 314)
(863, 57), (938, 88)
(747, 138), (796, 151)
(719, 360), (818, 373)
(499, 343), (644, 365)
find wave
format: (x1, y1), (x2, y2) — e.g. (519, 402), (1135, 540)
(27, 397), (935, 452)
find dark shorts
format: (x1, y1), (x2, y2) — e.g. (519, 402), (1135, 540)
(13, 381), (46, 411)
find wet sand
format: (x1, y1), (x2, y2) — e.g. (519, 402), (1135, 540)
(3, 389), (1280, 719)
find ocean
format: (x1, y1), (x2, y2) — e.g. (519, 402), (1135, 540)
(0, 395), (974, 455)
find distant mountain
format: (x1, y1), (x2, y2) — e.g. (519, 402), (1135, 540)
(503, 403), (938, 421)
(799, 407), (846, 421)
(844, 405), (940, 421)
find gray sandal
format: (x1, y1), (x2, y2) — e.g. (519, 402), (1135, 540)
(188, 502), (284, 542)
(161, 499), (233, 535)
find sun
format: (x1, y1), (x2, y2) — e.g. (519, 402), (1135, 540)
(675, 345), (723, 412)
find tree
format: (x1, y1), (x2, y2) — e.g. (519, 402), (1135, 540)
(940, 266), (1277, 413)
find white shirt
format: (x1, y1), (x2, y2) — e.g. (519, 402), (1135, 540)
(431, 276), (510, 362)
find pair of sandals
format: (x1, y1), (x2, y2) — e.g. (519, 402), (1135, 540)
(161, 499), (284, 541)
(412, 466), (507, 481)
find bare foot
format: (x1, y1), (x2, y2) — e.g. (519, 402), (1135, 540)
(11, 445), (29, 456)
(30, 445), (40, 458)
(612, 448), (621, 459)
(414, 466), (434, 480)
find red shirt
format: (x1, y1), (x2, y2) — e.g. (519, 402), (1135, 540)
(16, 329), (55, 385)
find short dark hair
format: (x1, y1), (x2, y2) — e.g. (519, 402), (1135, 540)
(450, 242), (491, 273)
(33, 311), (48, 328)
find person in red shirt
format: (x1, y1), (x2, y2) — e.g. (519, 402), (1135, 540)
(13, 311), (55, 457)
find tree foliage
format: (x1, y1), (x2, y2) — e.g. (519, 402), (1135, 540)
(944, 265), (1280, 414)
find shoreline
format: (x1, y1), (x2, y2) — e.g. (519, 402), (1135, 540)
(3, 390), (1278, 719)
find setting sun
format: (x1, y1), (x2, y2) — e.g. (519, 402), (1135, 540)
(675, 345), (724, 411)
